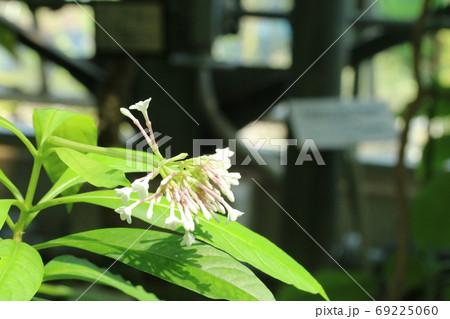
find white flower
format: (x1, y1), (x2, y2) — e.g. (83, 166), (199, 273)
(115, 187), (133, 204)
(164, 215), (181, 230)
(227, 207), (244, 223)
(129, 98), (151, 114)
(223, 172), (241, 186)
(164, 205), (181, 229)
(209, 147), (234, 169)
(180, 231), (197, 247)
(115, 206), (133, 224)
(132, 179), (149, 198)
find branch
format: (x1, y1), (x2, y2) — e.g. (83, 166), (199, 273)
(387, 0), (432, 301)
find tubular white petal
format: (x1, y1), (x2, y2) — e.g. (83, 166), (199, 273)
(180, 231), (196, 246)
(147, 199), (155, 219)
(115, 187), (133, 204)
(199, 203), (212, 220)
(129, 98), (151, 113)
(131, 180), (149, 198)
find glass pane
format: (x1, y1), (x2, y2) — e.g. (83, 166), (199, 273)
(213, 17), (292, 69)
(241, 0), (294, 13)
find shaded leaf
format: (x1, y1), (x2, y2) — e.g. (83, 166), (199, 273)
(412, 172), (450, 249)
(418, 135), (450, 178)
(277, 269), (376, 301)
(43, 255), (159, 301)
(47, 190), (327, 299)
(36, 228), (275, 301)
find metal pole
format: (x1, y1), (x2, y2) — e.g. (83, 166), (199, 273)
(282, 0), (348, 270)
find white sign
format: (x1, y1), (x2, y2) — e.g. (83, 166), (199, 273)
(289, 98), (397, 150)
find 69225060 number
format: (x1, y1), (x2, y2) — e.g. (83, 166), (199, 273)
(375, 306), (438, 316)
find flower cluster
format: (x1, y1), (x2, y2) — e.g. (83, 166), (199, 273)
(114, 98), (243, 246)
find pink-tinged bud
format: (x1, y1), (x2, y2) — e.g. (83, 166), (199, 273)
(161, 172), (177, 185)
(120, 107), (137, 121)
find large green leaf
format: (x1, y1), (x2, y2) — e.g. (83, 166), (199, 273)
(33, 108), (97, 190)
(36, 228), (275, 301)
(0, 200), (15, 231)
(42, 190), (327, 299)
(43, 255), (159, 301)
(412, 172), (450, 250)
(0, 239), (44, 300)
(87, 148), (158, 173)
(53, 148), (130, 188)
(33, 108), (97, 149)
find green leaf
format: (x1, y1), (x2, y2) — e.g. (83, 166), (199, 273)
(0, 239), (44, 300)
(38, 283), (77, 298)
(0, 200), (15, 231)
(40, 168), (85, 203)
(87, 148), (158, 173)
(33, 108), (97, 190)
(53, 148), (130, 188)
(277, 269), (376, 301)
(412, 172), (450, 250)
(36, 228), (275, 301)
(43, 255), (159, 301)
(33, 109), (97, 149)
(46, 190), (327, 299)
(0, 115), (36, 155)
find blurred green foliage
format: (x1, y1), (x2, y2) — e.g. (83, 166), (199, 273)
(276, 270), (377, 301)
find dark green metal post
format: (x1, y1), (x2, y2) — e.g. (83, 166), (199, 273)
(283, 0), (348, 270)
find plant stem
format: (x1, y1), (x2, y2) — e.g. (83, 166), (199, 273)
(0, 170), (24, 202)
(13, 158), (42, 241)
(5, 215), (15, 230)
(24, 158), (42, 209)
(144, 119), (163, 158)
(388, 0), (431, 300)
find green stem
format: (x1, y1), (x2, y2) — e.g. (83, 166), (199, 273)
(0, 116), (38, 157)
(5, 215), (15, 230)
(13, 158), (42, 241)
(0, 169), (24, 202)
(24, 158), (42, 208)
(13, 209), (27, 241)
